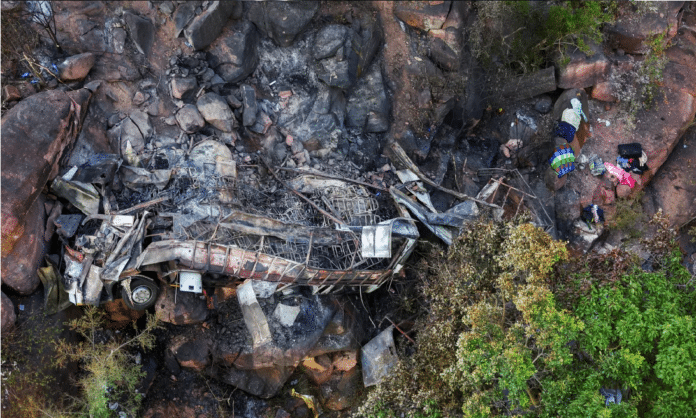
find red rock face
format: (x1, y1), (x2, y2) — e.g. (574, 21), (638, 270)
(1, 194), (46, 295)
(1, 88), (92, 259)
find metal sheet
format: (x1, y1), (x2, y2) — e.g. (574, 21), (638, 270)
(180, 271), (203, 293)
(361, 224), (391, 258)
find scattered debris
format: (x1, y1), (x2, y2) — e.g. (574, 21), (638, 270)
(361, 326), (398, 387)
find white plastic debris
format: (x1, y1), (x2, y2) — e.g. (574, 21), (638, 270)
(273, 303), (301, 327)
(179, 271), (202, 293)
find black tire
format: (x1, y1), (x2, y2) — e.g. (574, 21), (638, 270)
(121, 277), (159, 311)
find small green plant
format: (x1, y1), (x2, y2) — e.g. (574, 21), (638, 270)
(0, 312), (73, 418)
(54, 306), (161, 418)
(610, 193), (647, 239)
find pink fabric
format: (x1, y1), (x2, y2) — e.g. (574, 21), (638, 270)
(604, 162), (636, 188)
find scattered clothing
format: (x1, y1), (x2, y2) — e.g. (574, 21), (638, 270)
(561, 108), (581, 130)
(555, 121), (577, 143)
(589, 155), (605, 176)
(570, 98), (588, 122)
(617, 156), (648, 174)
(582, 204), (605, 226)
(604, 162), (636, 187)
(618, 143), (643, 160)
(549, 144), (576, 177)
(557, 162), (575, 177)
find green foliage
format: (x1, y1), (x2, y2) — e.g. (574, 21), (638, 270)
(568, 261), (696, 416)
(610, 194), (647, 238)
(356, 220), (575, 417)
(469, 1), (614, 76)
(54, 306), (161, 418)
(357, 213), (696, 417)
(0, 310), (75, 418)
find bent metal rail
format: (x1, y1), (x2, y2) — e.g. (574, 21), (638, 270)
(135, 240), (400, 287)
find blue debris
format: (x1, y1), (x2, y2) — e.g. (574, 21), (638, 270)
(30, 79), (39, 84)
(51, 63), (59, 73)
(21, 72), (31, 78)
(600, 388), (623, 407)
(55, 214), (84, 238)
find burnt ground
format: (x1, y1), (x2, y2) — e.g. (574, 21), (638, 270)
(2, 1), (696, 417)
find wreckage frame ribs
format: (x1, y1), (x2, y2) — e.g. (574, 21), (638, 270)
(136, 240), (391, 287)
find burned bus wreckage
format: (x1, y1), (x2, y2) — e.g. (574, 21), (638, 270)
(42, 141), (552, 313)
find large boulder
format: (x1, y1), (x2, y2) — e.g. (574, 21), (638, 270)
(641, 125), (696, 228)
(155, 285), (209, 325)
(176, 104), (206, 133)
(556, 47), (611, 89)
(315, 17), (383, 91)
(605, 2), (682, 55)
(106, 110), (152, 158)
(1, 194), (46, 295)
(1, 88), (92, 259)
(208, 20), (259, 84)
(1, 292), (16, 332)
(184, 0), (242, 50)
(394, 0), (451, 31)
(169, 292), (338, 398)
(196, 92), (236, 132)
(248, 1), (319, 47)
(58, 52), (96, 81)
(346, 65), (389, 133)
(124, 11), (154, 56)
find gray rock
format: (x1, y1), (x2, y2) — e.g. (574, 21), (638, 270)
(58, 53), (96, 81)
(196, 92), (235, 132)
(241, 85), (257, 127)
(428, 35), (460, 72)
(209, 20), (259, 83)
(210, 74), (225, 86)
(184, 0), (242, 50)
(535, 95), (553, 114)
(349, 17), (383, 79)
(226, 93), (242, 109)
(171, 77), (198, 99)
(173, 1), (199, 38)
(1, 292), (16, 332)
(201, 67), (216, 82)
(112, 27), (127, 54)
(365, 111), (389, 133)
(132, 91), (149, 106)
(159, 1), (175, 16)
(129, 110), (153, 139)
(314, 24), (349, 60)
(273, 142), (288, 164)
(108, 116), (145, 157)
(124, 12), (155, 57)
(317, 59), (354, 90)
(346, 66), (389, 133)
(248, 1), (319, 47)
(312, 87), (332, 114)
(176, 104), (206, 133)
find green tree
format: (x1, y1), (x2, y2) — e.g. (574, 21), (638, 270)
(55, 307), (161, 418)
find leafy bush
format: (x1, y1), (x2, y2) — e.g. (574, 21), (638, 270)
(356, 219), (573, 417)
(55, 307), (161, 418)
(356, 214), (696, 417)
(469, 1), (614, 76)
